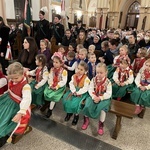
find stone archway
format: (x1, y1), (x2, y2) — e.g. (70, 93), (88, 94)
(119, 0), (141, 29)
(125, 1), (140, 29)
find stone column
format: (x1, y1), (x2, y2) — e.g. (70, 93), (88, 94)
(137, 7), (146, 30)
(0, 0), (7, 24)
(68, 7), (73, 23)
(113, 12), (120, 28)
(144, 7), (150, 30)
(101, 8), (108, 29)
(83, 11), (88, 25)
(96, 8), (101, 29)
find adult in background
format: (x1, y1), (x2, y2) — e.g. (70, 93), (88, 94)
(73, 20), (85, 38)
(127, 33), (139, 63)
(9, 24), (17, 58)
(34, 7), (50, 49)
(62, 29), (75, 46)
(76, 30), (88, 49)
(0, 16), (10, 74)
(18, 37), (38, 71)
(50, 14), (64, 45)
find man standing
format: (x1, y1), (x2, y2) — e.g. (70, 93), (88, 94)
(34, 7), (50, 48)
(50, 14), (64, 45)
(0, 16), (10, 74)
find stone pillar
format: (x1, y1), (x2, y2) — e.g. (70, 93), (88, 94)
(144, 7), (150, 30)
(137, 7), (146, 30)
(68, 7), (73, 23)
(113, 12), (120, 28)
(96, 8), (101, 29)
(101, 8), (108, 29)
(0, 0), (7, 24)
(83, 11), (88, 26)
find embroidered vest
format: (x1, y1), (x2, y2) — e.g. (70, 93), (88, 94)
(73, 74), (87, 88)
(8, 77), (27, 103)
(118, 68), (130, 83)
(133, 58), (146, 73)
(35, 66), (47, 82)
(115, 55), (130, 67)
(93, 77), (109, 96)
(140, 69), (150, 86)
(52, 67), (64, 87)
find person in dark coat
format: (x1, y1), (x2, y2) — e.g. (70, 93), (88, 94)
(34, 9), (50, 48)
(50, 14), (64, 45)
(9, 24), (17, 58)
(18, 37), (38, 71)
(73, 20), (85, 38)
(62, 29), (75, 46)
(0, 16), (10, 74)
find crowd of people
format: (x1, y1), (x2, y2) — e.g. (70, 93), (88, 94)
(0, 9), (150, 148)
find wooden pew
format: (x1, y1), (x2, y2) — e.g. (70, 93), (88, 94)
(109, 99), (136, 140)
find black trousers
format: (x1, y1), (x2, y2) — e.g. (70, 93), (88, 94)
(0, 57), (9, 75)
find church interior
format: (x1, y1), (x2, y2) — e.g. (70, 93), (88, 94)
(0, 0), (150, 150)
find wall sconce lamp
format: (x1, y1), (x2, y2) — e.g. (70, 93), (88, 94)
(144, 5), (148, 13)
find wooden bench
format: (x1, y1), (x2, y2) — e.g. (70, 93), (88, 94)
(109, 99), (136, 140)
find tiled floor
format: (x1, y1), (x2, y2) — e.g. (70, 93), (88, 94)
(2, 100), (150, 150)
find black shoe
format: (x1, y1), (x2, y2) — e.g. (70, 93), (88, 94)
(45, 109), (52, 118)
(64, 113), (73, 121)
(0, 135), (9, 147)
(40, 101), (50, 112)
(72, 115), (79, 126)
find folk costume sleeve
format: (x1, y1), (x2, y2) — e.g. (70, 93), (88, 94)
(55, 69), (67, 90)
(17, 84), (31, 115)
(113, 55), (119, 65)
(48, 68), (53, 87)
(76, 77), (90, 95)
(67, 61), (77, 71)
(88, 78), (95, 99)
(0, 78), (7, 88)
(69, 76), (76, 93)
(28, 68), (36, 76)
(135, 73), (141, 87)
(113, 68), (120, 84)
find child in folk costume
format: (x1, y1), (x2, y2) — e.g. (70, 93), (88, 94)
(88, 44), (95, 54)
(130, 59), (150, 114)
(68, 43), (76, 52)
(131, 47), (147, 76)
(75, 44), (84, 59)
(0, 63), (8, 96)
(0, 62), (32, 147)
(87, 53), (97, 80)
(64, 51), (77, 86)
(44, 52), (67, 118)
(51, 45), (67, 62)
(107, 45), (130, 79)
(26, 54), (49, 106)
(81, 63), (112, 135)
(112, 59), (134, 101)
(38, 39), (51, 69)
(62, 61), (90, 125)
(77, 48), (88, 64)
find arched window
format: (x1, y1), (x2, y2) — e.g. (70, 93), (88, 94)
(126, 1), (140, 29)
